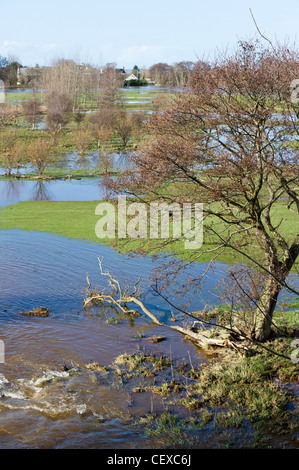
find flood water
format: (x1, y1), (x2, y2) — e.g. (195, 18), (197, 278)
(0, 178), (110, 205)
(0, 149), (132, 177)
(0, 229), (223, 448)
(1, 87), (298, 449)
(1, 175), (298, 449)
(0, 178), (232, 448)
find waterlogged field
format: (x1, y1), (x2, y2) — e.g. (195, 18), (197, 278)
(0, 86), (298, 449)
(1, 196), (298, 268)
(0, 223), (298, 448)
(0, 85), (176, 181)
(4, 85), (173, 111)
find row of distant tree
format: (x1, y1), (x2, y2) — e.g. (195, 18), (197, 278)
(0, 55), (198, 89)
(0, 56), (42, 86)
(130, 63), (197, 88)
(146, 61), (197, 87)
(0, 59), (148, 177)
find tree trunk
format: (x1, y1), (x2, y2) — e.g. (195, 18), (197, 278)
(253, 275), (282, 342)
(254, 234), (299, 341)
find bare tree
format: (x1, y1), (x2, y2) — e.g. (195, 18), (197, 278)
(103, 40), (299, 343)
(22, 98), (41, 129)
(170, 61), (195, 88)
(88, 109), (113, 145)
(149, 62), (170, 85)
(98, 63), (123, 112)
(113, 110), (146, 148)
(113, 110), (134, 148)
(42, 58), (100, 112)
(72, 127), (93, 156)
(1, 131), (17, 175)
(45, 90), (72, 143)
(84, 258), (234, 349)
(27, 138), (53, 176)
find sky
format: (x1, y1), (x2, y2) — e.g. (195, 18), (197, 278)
(0, 0), (298, 69)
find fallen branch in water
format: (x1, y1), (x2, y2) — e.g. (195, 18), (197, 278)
(83, 257), (248, 351)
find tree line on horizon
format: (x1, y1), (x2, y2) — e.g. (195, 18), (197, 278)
(0, 55), (199, 89)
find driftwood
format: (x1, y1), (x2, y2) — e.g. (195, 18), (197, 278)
(18, 307), (49, 317)
(84, 258), (294, 361)
(83, 258), (236, 350)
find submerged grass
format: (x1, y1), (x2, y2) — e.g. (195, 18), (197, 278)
(0, 197), (298, 267)
(89, 324), (298, 448)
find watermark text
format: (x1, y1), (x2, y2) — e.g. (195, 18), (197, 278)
(95, 197), (203, 249)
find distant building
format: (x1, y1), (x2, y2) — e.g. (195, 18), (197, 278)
(144, 77), (155, 84)
(17, 65), (43, 87)
(124, 73), (138, 82)
(17, 67), (27, 85)
(116, 67), (126, 74)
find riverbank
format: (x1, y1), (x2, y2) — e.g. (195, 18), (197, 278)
(81, 319), (299, 448)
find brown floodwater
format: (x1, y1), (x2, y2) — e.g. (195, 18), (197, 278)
(0, 309), (205, 449)
(0, 227), (230, 448)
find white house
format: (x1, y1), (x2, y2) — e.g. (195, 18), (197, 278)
(124, 73), (138, 81)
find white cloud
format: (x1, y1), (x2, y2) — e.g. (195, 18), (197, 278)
(0, 40), (58, 64)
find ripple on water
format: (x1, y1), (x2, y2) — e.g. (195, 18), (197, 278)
(0, 227), (230, 447)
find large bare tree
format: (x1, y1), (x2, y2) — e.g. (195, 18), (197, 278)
(101, 40), (299, 343)
(42, 59), (100, 112)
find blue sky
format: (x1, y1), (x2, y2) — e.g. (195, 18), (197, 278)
(0, 0), (298, 68)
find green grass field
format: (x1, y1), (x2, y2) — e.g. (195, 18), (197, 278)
(1, 198), (297, 267)
(5, 92), (43, 102)
(0, 200), (101, 242)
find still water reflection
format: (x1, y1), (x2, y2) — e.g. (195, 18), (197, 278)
(0, 179), (109, 206)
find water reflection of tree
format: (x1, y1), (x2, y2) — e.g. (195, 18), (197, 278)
(76, 153), (90, 169)
(31, 181), (53, 201)
(2, 180), (25, 201)
(99, 151), (114, 174)
(114, 152), (132, 171)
